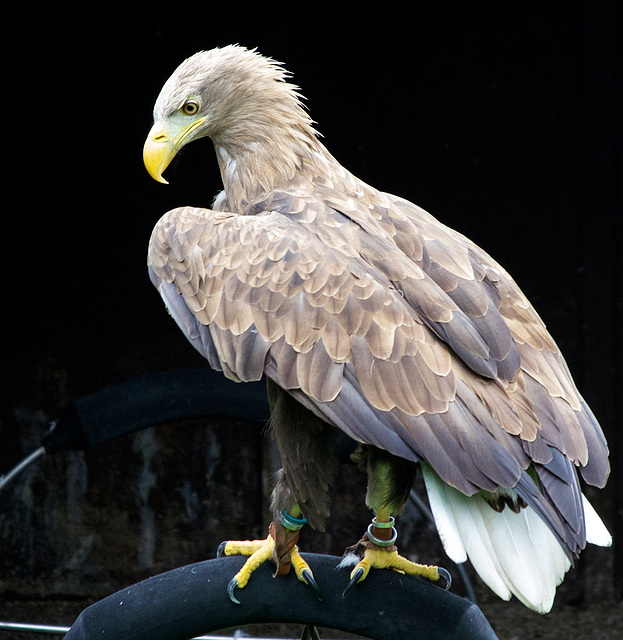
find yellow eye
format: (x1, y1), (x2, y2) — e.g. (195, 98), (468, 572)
(181, 99), (200, 115)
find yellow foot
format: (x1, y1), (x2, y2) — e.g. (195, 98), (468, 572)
(217, 535), (321, 603)
(218, 536), (274, 603)
(342, 547), (451, 598)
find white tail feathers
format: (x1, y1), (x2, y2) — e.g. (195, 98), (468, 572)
(422, 465), (610, 614)
(582, 493), (612, 547)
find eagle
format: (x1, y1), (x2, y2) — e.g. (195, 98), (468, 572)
(143, 45), (611, 614)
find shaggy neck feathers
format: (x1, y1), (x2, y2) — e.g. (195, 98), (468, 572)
(161, 46), (331, 211)
(213, 114), (323, 211)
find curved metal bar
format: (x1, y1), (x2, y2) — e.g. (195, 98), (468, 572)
(0, 446), (46, 492)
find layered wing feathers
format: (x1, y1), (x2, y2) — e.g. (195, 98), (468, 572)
(148, 186), (609, 561)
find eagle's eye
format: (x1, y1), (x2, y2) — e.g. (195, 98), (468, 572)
(182, 99), (200, 115)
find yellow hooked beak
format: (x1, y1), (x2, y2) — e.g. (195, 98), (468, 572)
(143, 117), (206, 184)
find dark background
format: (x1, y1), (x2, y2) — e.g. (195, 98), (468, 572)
(1, 2), (621, 638)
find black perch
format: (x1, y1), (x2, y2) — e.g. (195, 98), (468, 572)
(64, 553), (498, 640)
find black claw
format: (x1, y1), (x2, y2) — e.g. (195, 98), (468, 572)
(216, 541), (228, 558)
(227, 577), (241, 604)
(342, 567), (365, 599)
(302, 568), (323, 602)
(437, 567), (452, 591)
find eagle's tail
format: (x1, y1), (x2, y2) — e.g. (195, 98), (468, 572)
(422, 464), (611, 613)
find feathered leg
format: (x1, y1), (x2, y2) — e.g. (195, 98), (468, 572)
(219, 379), (337, 603)
(342, 446), (451, 597)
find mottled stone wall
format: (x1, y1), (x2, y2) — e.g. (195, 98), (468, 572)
(0, 412), (264, 603)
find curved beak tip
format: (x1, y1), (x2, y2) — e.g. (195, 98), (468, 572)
(143, 116), (205, 184)
(143, 124), (173, 184)
(151, 170), (169, 185)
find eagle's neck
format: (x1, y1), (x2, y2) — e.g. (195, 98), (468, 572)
(212, 114), (326, 213)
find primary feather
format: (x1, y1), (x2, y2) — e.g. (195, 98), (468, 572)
(145, 45), (611, 612)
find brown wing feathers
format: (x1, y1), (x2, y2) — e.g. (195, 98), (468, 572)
(149, 192), (607, 471)
(149, 182), (608, 557)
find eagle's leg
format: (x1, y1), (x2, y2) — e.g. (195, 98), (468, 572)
(342, 446), (451, 597)
(270, 503), (321, 597)
(219, 503), (320, 604)
(219, 380), (337, 604)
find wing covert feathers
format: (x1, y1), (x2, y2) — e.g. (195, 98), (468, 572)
(148, 194), (608, 483)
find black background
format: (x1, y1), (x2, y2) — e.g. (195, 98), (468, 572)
(4, 2), (620, 394)
(2, 0), (621, 630)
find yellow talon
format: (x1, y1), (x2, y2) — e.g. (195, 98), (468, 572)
(229, 536), (275, 590)
(218, 531), (324, 603)
(290, 545), (310, 580)
(361, 548), (441, 580)
(343, 548), (449, 598)
(349, 555), (371, 583)
(291, 546), (323, 600)
(219, 535), (276, 603)
(221, 538), (272, 558)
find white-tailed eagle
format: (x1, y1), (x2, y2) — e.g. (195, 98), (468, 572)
(143, 45), (611, 613)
